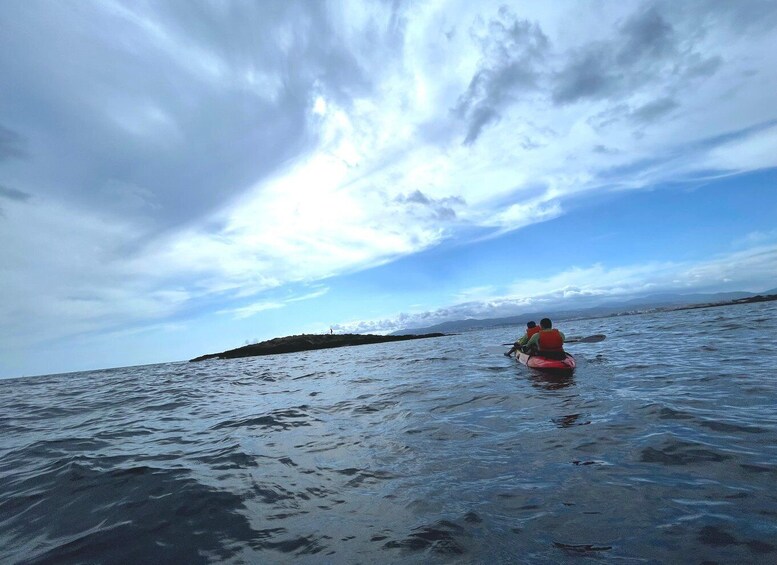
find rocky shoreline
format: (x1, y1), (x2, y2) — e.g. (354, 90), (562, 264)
(671, 293), (777, 312)
(189, 332), (449, 362)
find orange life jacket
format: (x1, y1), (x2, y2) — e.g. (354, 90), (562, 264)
(527, 326), (541, 338)
(538, 329), (564, 351)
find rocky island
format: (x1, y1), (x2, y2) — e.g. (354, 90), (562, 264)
(189, 332), (449, 362)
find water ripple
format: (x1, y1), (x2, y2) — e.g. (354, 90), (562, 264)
(1, 301), (776, 562)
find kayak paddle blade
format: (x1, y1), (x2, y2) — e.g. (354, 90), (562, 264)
(567, 334), (606, 344)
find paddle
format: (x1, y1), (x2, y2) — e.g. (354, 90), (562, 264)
(500, 334), (606, 346)
(566, 334), (606, 344)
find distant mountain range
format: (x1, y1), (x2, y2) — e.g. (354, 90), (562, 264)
(391, 289), (777, 335)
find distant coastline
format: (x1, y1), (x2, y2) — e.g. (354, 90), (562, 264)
(190, 332), (449, 362)
(190, 294), (776, 363)
(597, 293), (777, 318)
(387, 290), (777, 335)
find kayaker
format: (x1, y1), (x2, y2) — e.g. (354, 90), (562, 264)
(523, 318), (566, 359)
(505, 321), (541, 356)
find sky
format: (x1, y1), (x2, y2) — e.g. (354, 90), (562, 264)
(1, 0), (776, 378)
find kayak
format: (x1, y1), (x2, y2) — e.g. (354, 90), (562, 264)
(517, 351), (576, 372)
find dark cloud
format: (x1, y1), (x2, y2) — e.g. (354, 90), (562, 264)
(587, 96), (678, 130)
(0, 184), (31, 218)
(454, 2), (734, 143)
(0, 2), (385, 233)
(0, 124), (30, 215)
(631, 97), (679, 124)
(395, 190), (465, 221)
(683, 55), (723, 79)
(0, 125), (26, 161)
(552, 44), (617, 105)
(550, 1), (777, 109)
(616, 5), (675, 66)
(454, 7), (549, 144)
(553, 6), (680, 105)
(0, 185), (31, 202)
(399, 190), (431, 205)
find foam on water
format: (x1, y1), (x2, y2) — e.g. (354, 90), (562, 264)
(1, 302), (776, 563)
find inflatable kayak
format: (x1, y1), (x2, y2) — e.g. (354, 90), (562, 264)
(517, 351), (576, 372)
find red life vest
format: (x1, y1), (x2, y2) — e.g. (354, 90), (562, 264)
(527, 326), (541, 338)
(538, 329), (564, 351)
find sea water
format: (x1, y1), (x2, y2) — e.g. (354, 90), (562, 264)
(1, 301), (776, 564)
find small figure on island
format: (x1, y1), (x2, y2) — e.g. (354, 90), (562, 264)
(524, 318), (566, 359)
(329, 327), (333, 335)
(505, 321), (541, 357)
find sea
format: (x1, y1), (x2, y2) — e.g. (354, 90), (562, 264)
(1, 301), (776, 564)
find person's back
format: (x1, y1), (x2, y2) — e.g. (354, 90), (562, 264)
(525, 318), (565, 358)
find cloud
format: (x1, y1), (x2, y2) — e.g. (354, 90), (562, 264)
(0, 1), (380, 230)
(0, 185), (31, 202)
(616, 5), (675, 66)
(220, 301), (284, 320)
(486, 198), (563, 232)
(394, 190), (465, 221)
(551, 5), (713, 106)
(0, 125), (26, 161)
(452, 285), (498, 304)
(335, 244), (777, 333)
(699, 122), (777, 173)
(218, 286), (329, 319)
(733, 229), (777, 248)
(0, 198), (189, 349)
(0, 184), (31, 217)
(454, 6), (549, 143)
(1, 1), (777, 362)
(630, 97), (679, 124)
(286, 287), (330, 302)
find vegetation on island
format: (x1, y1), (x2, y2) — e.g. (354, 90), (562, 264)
(189, 332), (449, 362)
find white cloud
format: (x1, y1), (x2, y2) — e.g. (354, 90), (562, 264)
(124, 0), (777, 294)
(217, 286), (330, 319)
(453, 285), (498, 303)
(702, 123), (777, 173)
(335, 244), (777, 333)
(733, 229), (777, 248)
(287, 287), (330, 302)
(220, 301), (284, 320)
(2, 1), (777, 372)
(0, 197), (190, 348)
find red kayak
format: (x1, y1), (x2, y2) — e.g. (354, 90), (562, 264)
(517, 351), (576, 372)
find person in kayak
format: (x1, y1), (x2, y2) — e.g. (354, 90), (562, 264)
(523, 318), (566, 360)
(505, 321), (541, 356)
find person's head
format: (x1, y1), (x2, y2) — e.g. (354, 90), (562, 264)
(540, 318), (552, 329)
(526, 321), (536, 329)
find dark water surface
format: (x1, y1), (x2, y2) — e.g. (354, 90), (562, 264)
(2, 302), (776, 563)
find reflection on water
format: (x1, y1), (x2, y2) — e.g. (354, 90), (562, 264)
(1, 301), (777, 563)
(552, 413), (590, 428)
(527, 371), (575, 391)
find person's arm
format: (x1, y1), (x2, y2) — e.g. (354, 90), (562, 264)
(505, 340), (519, 356)
(525, 333), (540, 349)
(559, 331), (565, 343)
(517, 333), (530, 346)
